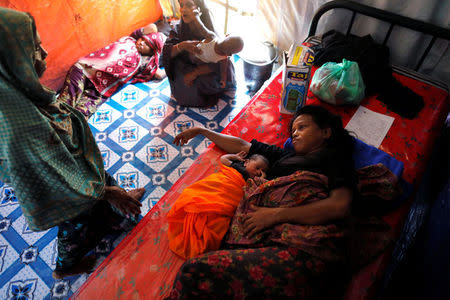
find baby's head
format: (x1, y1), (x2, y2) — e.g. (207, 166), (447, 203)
(244, 154), (269, 179)
(136, 24), (161, 56)
(136, 38), (153, 56)
(215, 35), (244, 56)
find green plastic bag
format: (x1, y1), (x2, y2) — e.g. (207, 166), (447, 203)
(310, 59), (365, 105)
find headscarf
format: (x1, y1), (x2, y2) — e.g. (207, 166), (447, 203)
(178, 0), (216, 41)
(135, 31), (165, 80)
(0, 8), (55, 106)
(141, 32), (166, 58)
(193, 0), (216, 34)
(0, 8), (105, 231)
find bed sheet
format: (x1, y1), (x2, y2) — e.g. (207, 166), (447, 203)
(72, 67), (449, 300)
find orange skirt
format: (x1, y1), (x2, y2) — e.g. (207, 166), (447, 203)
(167, 164), (245, 259)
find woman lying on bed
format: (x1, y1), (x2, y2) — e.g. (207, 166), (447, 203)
(57, 23), (166, 118)
(168, 105), (357, 299)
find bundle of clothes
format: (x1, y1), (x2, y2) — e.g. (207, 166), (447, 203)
(313, 30), (424, 119)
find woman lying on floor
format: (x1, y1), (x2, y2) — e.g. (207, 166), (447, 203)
(166, 105), (357, 299)
(57, 23), (166, 118)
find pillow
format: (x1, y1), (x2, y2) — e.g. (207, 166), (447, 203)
(283, 137), (404, 178)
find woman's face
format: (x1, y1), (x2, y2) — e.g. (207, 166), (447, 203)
(34, 31), (48, 77)
(179, 0), (198, 23)
(291, 114), (331, 155)
(136, 38), (152, 56)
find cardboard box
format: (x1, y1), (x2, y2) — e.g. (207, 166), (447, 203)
(280, 37), (321, 114)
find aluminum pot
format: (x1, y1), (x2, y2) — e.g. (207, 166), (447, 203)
(240, 41), (278, 92)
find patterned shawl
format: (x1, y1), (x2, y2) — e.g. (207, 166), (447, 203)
(78, 31), (165, 97)
(226, 164), (399, 264)
(0, 8), (105, 231)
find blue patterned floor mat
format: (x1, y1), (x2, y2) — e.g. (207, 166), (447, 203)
(0, 56), (252, 299)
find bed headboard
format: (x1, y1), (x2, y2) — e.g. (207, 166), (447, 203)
(307, 0), (450, 88)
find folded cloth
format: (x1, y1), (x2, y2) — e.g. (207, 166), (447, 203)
(352, 137), (403, 176)
(167, 164), (246, 259)
(313, 30), (424, 119)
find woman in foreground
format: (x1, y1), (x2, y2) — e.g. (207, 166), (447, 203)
(0, 8), (145, 279)
(166, 105), (356, 299)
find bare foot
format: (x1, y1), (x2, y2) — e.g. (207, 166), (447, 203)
(104, 186), (145, 216)
(154, 68), (166, 80)
(52, 255), (97, 280)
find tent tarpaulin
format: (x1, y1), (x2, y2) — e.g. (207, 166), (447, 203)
(0, 0), (163, 90)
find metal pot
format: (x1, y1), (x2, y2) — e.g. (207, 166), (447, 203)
(240, 41), (278, 92)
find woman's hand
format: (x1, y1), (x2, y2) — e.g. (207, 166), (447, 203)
(243, 204), (282, 237)
(184, 71), (198, 86)
(247, 175), (267, 187)
(173, 127), (201, 146)
(103, 186), (144, 216)
(178, 40), (202, 55)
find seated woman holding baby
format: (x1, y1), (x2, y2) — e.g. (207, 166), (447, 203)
(166, 105), (398, 299)
(162, 0), (241, 107)
(57, 23), (166, 118)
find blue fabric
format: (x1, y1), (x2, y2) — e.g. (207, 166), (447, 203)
(0, 54), (251, 300)
(284, 136), (413, 212)
(283, 137), (404, 178)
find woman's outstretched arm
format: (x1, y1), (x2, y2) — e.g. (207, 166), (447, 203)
(170, 40), (201, 58)
(243, 186), (352, 237)
(173, 127), (251, 154)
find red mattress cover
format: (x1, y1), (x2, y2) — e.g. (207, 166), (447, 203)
(72, 67), (449, 300)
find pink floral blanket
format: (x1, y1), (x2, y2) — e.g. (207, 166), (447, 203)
(78, 32), (164, 97)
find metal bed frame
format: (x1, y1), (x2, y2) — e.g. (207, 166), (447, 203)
(306, 1), (450, 299)
(308, 0), (450, 73)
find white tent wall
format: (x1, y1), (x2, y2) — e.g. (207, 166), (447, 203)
(224, 0), (449, 84)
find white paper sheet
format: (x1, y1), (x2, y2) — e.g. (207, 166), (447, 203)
(344, 106), (395, 148)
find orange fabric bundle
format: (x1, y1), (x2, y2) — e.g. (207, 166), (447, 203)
(167, 164), (246, 259)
